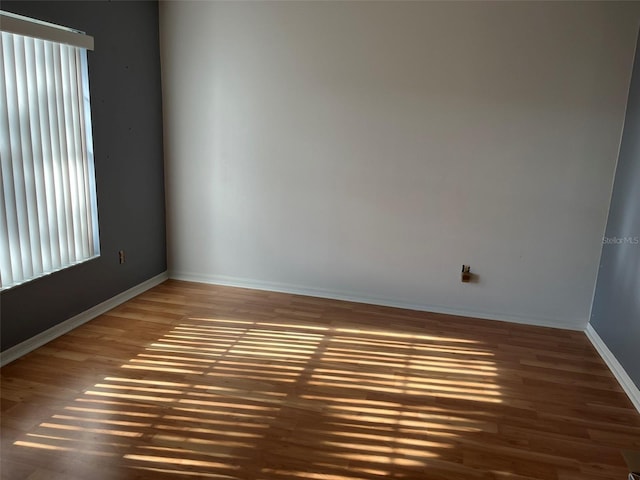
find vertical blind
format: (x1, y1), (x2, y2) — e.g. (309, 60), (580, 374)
(0, 24), (99, 290)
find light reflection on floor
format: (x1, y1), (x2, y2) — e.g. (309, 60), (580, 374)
(10, 314), (503, 479)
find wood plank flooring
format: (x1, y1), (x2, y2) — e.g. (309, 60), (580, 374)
(1, 280), (638, 480)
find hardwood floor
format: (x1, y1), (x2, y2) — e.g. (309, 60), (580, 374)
(1, 280), (638, 480)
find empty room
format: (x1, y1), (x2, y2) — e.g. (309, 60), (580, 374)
(1, 1), (639, 479)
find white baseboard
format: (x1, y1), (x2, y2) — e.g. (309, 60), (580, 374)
(169, 271), (586, 331)
(585, 324), (640, 413)
(1, 271), (169, 367)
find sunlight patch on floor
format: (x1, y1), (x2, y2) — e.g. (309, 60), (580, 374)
(12, 314), (503, 478)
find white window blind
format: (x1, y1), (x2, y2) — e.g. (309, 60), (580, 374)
(0, 13), (99, 290)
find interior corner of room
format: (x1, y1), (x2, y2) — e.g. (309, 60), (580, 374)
(0, 1), (639, 478)
(1, 0), (638, 411)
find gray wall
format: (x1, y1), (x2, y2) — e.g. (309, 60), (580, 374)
(591, 30), (640, 388)
(0, 1), (166, 351)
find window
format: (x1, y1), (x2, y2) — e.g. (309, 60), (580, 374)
(0, 11), (99, 290)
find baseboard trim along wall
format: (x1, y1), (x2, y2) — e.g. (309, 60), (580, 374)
(0, 271), (169, 367)
(169, 271), (586, 331)
(6, 270), (637, 412)
(173, 272), (640, 413)
(585, 324), (640, 413)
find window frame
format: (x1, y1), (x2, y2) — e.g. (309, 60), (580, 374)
(0, 11), (99, 291)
